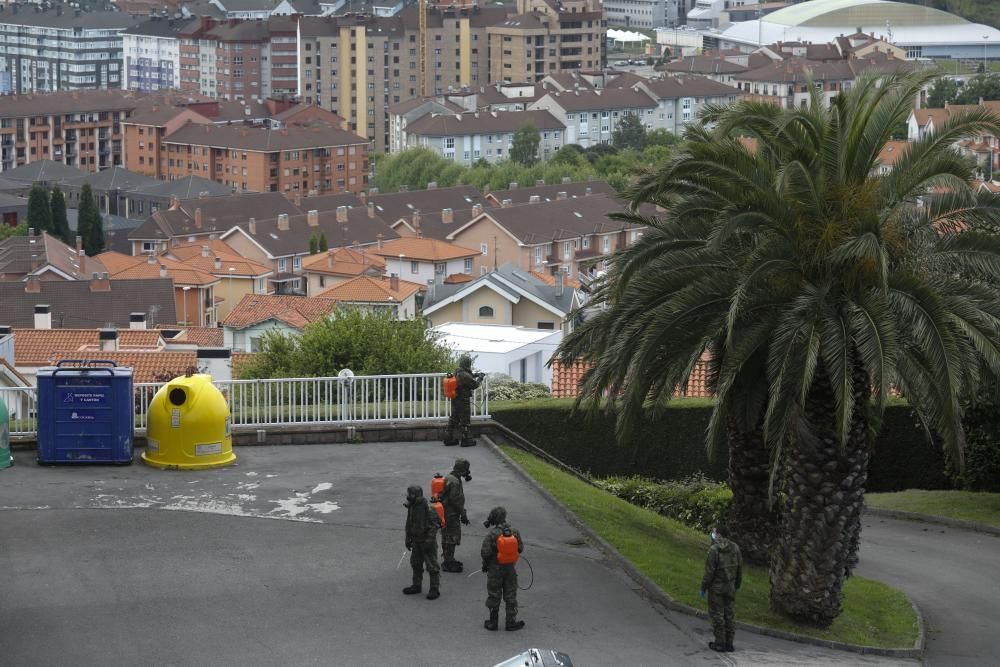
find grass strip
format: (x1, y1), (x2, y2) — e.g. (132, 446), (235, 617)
(503, 445), (919, 648)
(867, 489), (1000, 528)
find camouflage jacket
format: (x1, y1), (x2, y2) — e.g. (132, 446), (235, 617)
(481, 523), (524, 568)
(405, 498), (440, 544)
(440, 473), (465, 517)
(454, 367), (481, 399)
(702, 536), (742, 595)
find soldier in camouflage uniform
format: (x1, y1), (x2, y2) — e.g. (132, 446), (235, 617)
(444, 354), (483, 447)
(480, 506), (525, 632)
(402, 484), (442, 600)
(440, 458), (472, 573)
(700, 525), (742, 652)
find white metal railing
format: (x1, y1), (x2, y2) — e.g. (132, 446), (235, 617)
(6, 372), (489, 438)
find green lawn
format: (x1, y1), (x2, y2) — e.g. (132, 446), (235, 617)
(503, 445), (919, 649)
(867, 490), (1000, 528)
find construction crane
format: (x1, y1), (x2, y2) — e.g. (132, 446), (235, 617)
(419, 0), (428, 97)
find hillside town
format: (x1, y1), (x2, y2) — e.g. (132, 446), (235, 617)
(3, 0), (1000, 664)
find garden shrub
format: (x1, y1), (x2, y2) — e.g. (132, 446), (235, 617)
(593, 474), (732, 532)
(487, 374), (551, 401)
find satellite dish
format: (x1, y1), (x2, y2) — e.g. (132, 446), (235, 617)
(338, 368), (355, 380)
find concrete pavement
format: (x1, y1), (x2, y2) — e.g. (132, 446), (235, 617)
(0, 443), (918, 666)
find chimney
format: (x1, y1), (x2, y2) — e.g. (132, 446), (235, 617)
(367, 201), (375, 218)
(159, 264), (168, 278)
(412, 211), (422, 236)
(472, 203), (483, 217)
(248, 217), (257, 235)
(197, 347), (232, 383)
(427, 181), (438, 190)
(214, 256), (222, 270)
(529, 195), (541, 203)
(201, 245), (210, 257)
(28, 227), (35, 237)
(376, 233), (384, 250)
(509, 182), (518, 190)
(335, 206), (348, 224)
(501, 199), (513, 208)
(99, 328), (118, 352)
(194, 208), (203, 229)
(585, 187), (592, 196)
(535, 179), (545, 186)
(277, 213), (290, 231)
(25, 275), (41, 294)
(78, 249), (86, 277)
(390, 273), (400, 291)
(557, 191), (568, 200)
(34, 304), (52, 329)
(327, 250), (335, 269)
(441, 208), (453, 224)
(75, 235), (83, 254)
(307, 210), (319, 227)
(358, 190), (367, 204)
(556, 272), (564, 297)
(199, 191), (209, 199)
(293, 193), (302, 208)
(147, 254), (156, 264)
(561, 176), (571, 184)
(129, 312), (147, 330)
(169, 196), (180, 209)
(90, 272), (111, 292)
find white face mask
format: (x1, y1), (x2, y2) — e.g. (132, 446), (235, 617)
(710, 531), (718, 542)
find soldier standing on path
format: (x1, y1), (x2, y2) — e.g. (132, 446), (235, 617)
(440, 458), (472, 573)
(481, 506), (525, 632)
(402, 485), (442, 601)
(700, 525), (742, 652)
(444, 354), (483, 447)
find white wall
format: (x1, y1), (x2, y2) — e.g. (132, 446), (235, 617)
(386, 256), (474, 285)
(224, 320), (299, 352)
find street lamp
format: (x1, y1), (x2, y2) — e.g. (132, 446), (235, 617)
(985, 35), (990, 73)
(182, 286), (191, 326)
(228, 266), (235, 313)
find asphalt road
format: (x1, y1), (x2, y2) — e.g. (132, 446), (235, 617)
(0, 443), (918, 667)
(858, 515), (1000, 667)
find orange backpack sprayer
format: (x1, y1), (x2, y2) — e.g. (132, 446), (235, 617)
(431, 496), (446, 527)
(442, 374), (458, 399)
(496, 529), (519, 565)
(431, 473), (445, 498)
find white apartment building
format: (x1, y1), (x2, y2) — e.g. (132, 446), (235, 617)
(123, 18), (191, 92)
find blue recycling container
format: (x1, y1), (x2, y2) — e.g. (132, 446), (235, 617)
(37, 360), (134, 465)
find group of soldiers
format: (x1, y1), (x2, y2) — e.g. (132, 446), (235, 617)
(402, 458), (525, 632)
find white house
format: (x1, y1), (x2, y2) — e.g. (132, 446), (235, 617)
(222, 293), (338, 352)
(374, 237), (480, 285)
(433, 322), (562, 386)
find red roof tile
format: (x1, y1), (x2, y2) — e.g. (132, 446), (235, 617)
(13, 328), (164, 366)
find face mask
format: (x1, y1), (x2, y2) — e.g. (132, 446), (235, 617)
(710, 531), (718, 542)
(464, 474), (472, 482)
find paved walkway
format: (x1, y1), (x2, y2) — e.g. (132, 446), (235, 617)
(0, 443), (917, 666)
(859, 515), (1000, 667)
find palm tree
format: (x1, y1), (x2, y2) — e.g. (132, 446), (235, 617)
(557, 71), (1000, 626)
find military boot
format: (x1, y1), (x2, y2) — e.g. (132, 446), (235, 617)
(426, 573), (440, 600)
(402, 583), (422, 595)
(505, 614), (525, 631)
(484, 609), (499, 631)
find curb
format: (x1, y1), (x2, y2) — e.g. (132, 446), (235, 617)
(482, 433), (926, 660)
(865, 507), (1000, 537)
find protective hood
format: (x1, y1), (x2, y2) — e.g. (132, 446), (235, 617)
(452, 458), (471, 480)
(404, 484), (424, 508)
(714, 536), (735, 553)
(458, 354), (473, 371)
(486, 506), (507, 526)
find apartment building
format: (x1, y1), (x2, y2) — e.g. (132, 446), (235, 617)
(0, 90), (139, 174)
(404, 109), (565, 164)
(123, 17), (196, 92)
(636, 75), (742, 133)
(529, 86), (657, 146)
(603, 0), (665, 30)
(388, 98), (464, 153)
(487, 0), (606, 84)
(159, 121), (370, 194)
(0, 5), (138, 94)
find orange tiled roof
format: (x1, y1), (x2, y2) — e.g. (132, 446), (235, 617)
(374, 238), (480, 262)
(223, 293), (338, 329)
(50, 351), (198, 383)
(877, 140), (910, 168)
(97, 251), (220, 287)
(168, 239), (241, 260)
(738, 136), (759, 153)
(444, 273), (475, 284)
(168, 240), (272, 277)
(176, 327), (225, 347)
(316, 275), (422, 303)
(231, 351), (257, 378)
(301, 246), (386, 276)
(13, 328), (164, 366)
(529, 271), (581, 289)
(912, 107), (948, 129)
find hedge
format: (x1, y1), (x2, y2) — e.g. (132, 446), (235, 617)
(490, 399), (950, 493)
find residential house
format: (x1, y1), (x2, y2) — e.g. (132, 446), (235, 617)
(528, 87), (658, 146)
(403, 110), (566, 164)
(301, 246), (386, 296)
(442, 193), (647, 276)
(374, 237), (480, 285)
(315, 274), (423, 320)
(433, 321), (562, 386)
(98, 251), (221, 327)
(875, 140), (910, 175)
(368, 185), (489, 229)
(165, 239), (274, 321)
(0, 231), (105, 282)
(635, 75), (743, 133)
(0, 276), (178, 328)
(8, 326), (166, 383)
(222, 293), (338, 352)
(483, 179), (615, 206)
(907, 100), (1000, 181)
(388, 98), (466, 154)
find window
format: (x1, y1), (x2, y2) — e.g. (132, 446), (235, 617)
(278, 258), (287, 272)
(536, 321), (555, 330)
(534, 247), (543, 265)
(478, 306), (495, 318)
(602, 236), (610, 253)
(582, 237), (590, 249)
(464, 258), (473, 274)
(250, 336), (263, 353)
(434, 262), (446, 275)
(411, 260), (420, 274)
(480, 243), (488, 256)
(293, 256), (302, 270)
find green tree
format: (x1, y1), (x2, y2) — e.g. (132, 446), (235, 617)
(955, 72), (1000, 104)
(510, 123), (541, 166)
(612, 113), (647, 151)
(318, 232), (328, 252)
(0, 222), (27, 241)
(646, 128), (679, 148)
(26, 184), (52, 234)
(926, 76), (961, 107)
(238, 308), (455, 379)
(557, 72), (1000, 625)
(77, 184), (104, 256)
(373, 147), (458, 192)
(309, 234), (319, 255)
(49, 187), (70, 244)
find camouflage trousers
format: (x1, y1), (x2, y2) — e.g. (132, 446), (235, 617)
(442, 515), (462, 561)
(410, 540), (441, 589)
(485, 564), (518, 617)
(444, 399), (472, 445)
(707, 590), (735, 646)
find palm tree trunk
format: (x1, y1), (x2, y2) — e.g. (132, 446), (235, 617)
(725, 422), (776, 566)
(768, 361), (872, 627)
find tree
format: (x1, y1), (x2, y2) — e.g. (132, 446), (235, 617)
(0, 222), (27, 241)
(50, 187), (70, 244)
(557, 72), (1000, 626)
(955, 72), (1000, 104)
(510, 123), (541, 166)
(26, 184), (52, 234)
(318, 232), (329, 252)
(613, 113), (648, 151)
(238, 308), (455, 379)
(309, 234), (319, 255)
(926, 76), (961, 107)
(77, 184), (104, 256)
(584, 143), (618, 163)
(646, 128), (679, 148)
